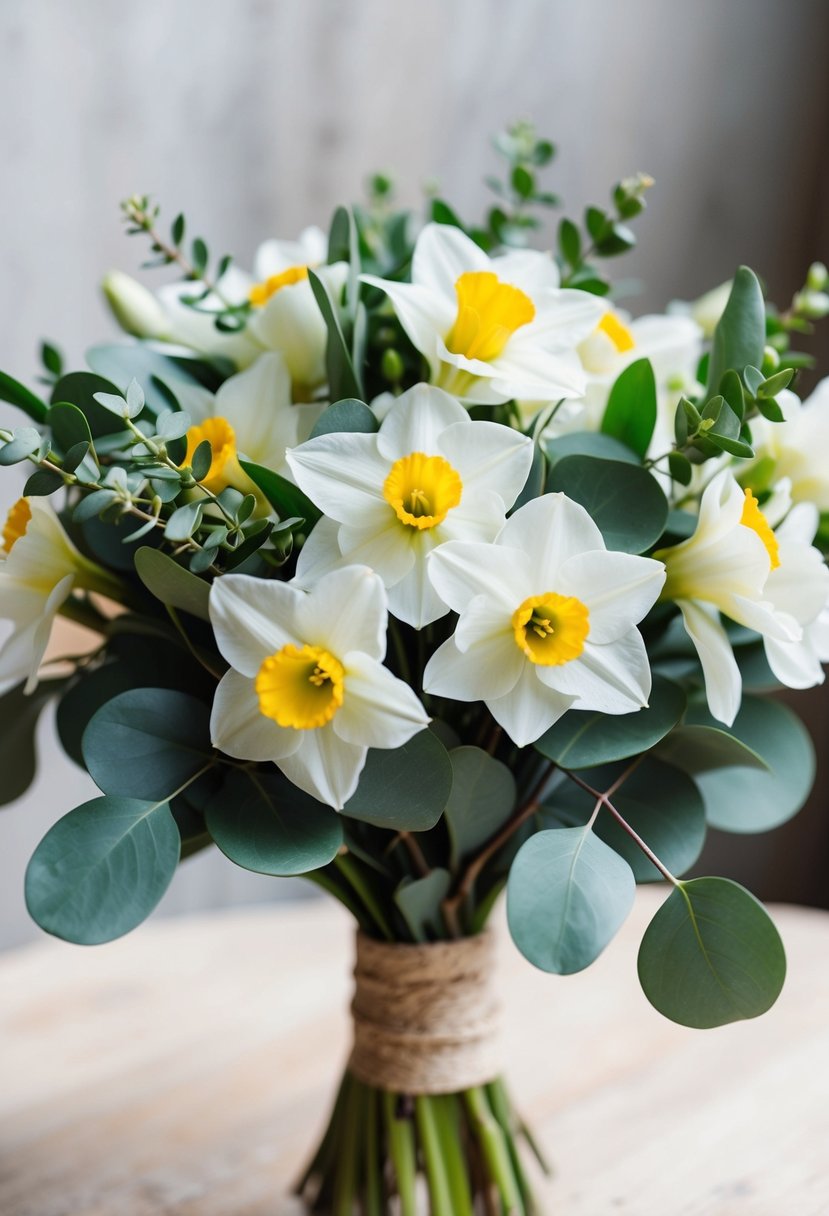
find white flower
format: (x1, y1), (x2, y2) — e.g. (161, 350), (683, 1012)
(174, 352), (321, 499)
(286, 384), (533, 628)
(762, 501), (829, 689)
(656, 470), (807, 725)
(0, 498), (118, 692)
(362, 223), (604, 404)
(749, 378), (829, 511)
(669, 280), (733, 339)
(208, 566), (429, 810)
(422, 494), (666, 747)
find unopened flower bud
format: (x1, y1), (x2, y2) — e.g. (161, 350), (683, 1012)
(381, 348), (404, 384)
(794, 289), (829, 321)
(102, 271), (168, 339)
(761, 345), (781, 374)
(806, 261), (828, 292)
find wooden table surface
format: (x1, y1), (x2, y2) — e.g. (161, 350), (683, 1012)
(2, 889), (828, 1216)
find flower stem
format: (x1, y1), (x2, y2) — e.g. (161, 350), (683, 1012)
(383, 1090), (418, 1216)
(415, 1095), (455, 1216)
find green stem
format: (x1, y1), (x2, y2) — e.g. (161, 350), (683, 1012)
(364, 1085), (382, 1216)
(464, 1087), (525, 1216)
(295, 1072), (351, 1197)
(335, 854), (395, 941)
(415, 1095), (454, 1216)
(486, 1079), (536, 1213)
(333, 1077), (362, 1215)
(305, 868), (371, 930)
(431, 1095), (474, 1215)
(383, 1091), (418, 1216)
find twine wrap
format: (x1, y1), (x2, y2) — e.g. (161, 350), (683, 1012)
(348, 929), (502, 1094)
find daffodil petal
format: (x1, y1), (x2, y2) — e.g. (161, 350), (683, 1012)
(438, 419), (533, 510)
(214, 352), (296, 474)
(210, 668), (303, 761)
(277, 724), (366, 810)
(538, 632), (651, 714)
(302, 566), (388, 662)
(677, 598), (742, 726)
(209, 574), (303, 677)
(764, 633), (825, 690)
(427, 541), (533, 615)
(411, 222), (491, 298)
(488, 344), (588, 401)
(423, 632), (523, 702)
(287, 433), (390, 518)
(361, 277), (450, 372)
(294, 516), (346, 585)
(557, 551), (666, 643)
(435, 490), (507, 544)
(497, 494), (605, 586)
(386, 534), (449, 628)
(494, 249), (561, 292)
(333, 652), (430, 748)
(338, 514), (417, 587)
(376, 383), (466, 462)
(486, 663), (575, 748)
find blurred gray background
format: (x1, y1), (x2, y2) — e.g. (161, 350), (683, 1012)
(1, 0), (828, 948)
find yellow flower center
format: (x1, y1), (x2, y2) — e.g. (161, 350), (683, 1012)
(444, 271), (535, 362)
(255, 644), (345, 730)
(383, 452), (463, 530)
(596, 312), (636, 353)
(740, 489), (780, 570)
(248, 264), (310, 308)
(2, 497), (32, 554)
(183, 416), (238, 493)
(512, 592), (590, 666)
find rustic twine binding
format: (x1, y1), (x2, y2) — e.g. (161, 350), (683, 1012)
(348, 929), (502, 1094)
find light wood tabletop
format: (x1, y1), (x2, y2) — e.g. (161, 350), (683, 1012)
(2, 888), (828, 1215)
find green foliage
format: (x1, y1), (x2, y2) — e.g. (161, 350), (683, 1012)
(82, 687), (213, 800)
(344, 730), (453, 831)
(637, 878), (786, 1028)
(601, 358), (657, 458)
(546, 455), (669, 553)
(133, 547), (211, 619)
(238, 456), (321, 527)
(507, 827), (635, 974)
(543, 429), (640, 468)
(444, 747), (516, 867)
(0, 679), (62, 806)
(394, 870), (452, 942)
(0, 369), (49, 423)
(535, 675), (685, 770)
(308, 268), (364, 401)
(310, 398), (378, 438)
(706, 266), (766, 395)
(655, 721), (767, 773)
(25, 795), (180, 944)
(205, 769), (343, 875)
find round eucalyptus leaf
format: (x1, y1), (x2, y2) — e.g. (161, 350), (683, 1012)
(535, 675), (685, 769)
(310, 398), (378, 438)
(686, 696), (815, 833)
(205, 769), (343, 875)
(654, 723), (767, 774)
(445, 747), (516, 866)
(637, 877), (786, 1028)
(82, 687), (213, 800)
(545, 757), (706, 883)
(394, 869), (452, 943)
(543, 430), (639, 469)
(25, 795), (180, 944)
(343, 729), (453, 831)
(507, 827), (635, 974)
(546, 455), (668, 553)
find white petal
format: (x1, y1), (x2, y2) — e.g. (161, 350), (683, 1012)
(494, 248), (561, 291)
(338, 512), (417, 587)
(375, 383), (466, 462)
(764, 633), (825, 690)
(727, 594), (801, 643)
(411, 222), (490, 298)
(497, 494), (605, 586)
(209, 574), (303, 676)
(423, 632), (523, 702)
(539, 631), (651, 714)
(286, 433), (389, 519)
(215, 353), (297, 473)
(765, 536), (829, 625)
(294, 516), (347, 585)
(488, 345), (588, 401)
(334, 653), (430, 748)
(438, 419), (533, 510)
(436, 489), (506, 543)
(0, 574), (73, 691)
(302, 566), (388, 661)
(361, 277), (449, 370)
(516, 288), (606, 345)
(677, 599), (742, 726)
(427, 541), (533, 615)
(487, 663), (575, 748)
(277, 724), (366, 810)
(557, 552), (666, 643)
(385, 536), (449, 628)
(210, 668), (302, 761)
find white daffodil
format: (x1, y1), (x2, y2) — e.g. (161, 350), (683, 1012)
(669, 280), (733, 339)
(287, 384), (534, 628)
(761, 500), (829, 689)
(208, 566), (429, 809)
(747, 379), (829, 511)
(362, 223), (604, 404)
(0, 498), (120, 692)
(174, 352), (322, 500)
(655, 469), (807, 725)
(422, 493), (665, 747)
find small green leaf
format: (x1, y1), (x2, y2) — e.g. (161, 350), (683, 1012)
(507, 827), (635, 974)
(82, 687), (213, 800)
(24, 469), (64, 496)
(25, 795), (180, 944)
(535, 676), (685, 769)
(191, 237), (209, 273)
(707, 266), (765, 394)
(0, 426), (42, 466)
(344, 729), (453, 831)
(164, 501), (203, 542)
(444, 747), (516, 866)
(601, 358), (657, 458)
(394, 870), (452, 942)
(308, 268), (363, 401)
(205, 769), (343, 875)
(190, 438), (213, 482)
(309, 398), (378, 438)
(238, 456), (321, 526)
(557, 218), (581, 267)
(546, 455), (668, 553)
(135, 546), (211, 619)
(637, 877), (786, 1028)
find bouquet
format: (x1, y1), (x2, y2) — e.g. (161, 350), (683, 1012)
(2, 122), (828, 1214)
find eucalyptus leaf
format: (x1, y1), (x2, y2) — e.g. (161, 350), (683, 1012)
(0, 427), (41, 466)
(535, 675), (685, 769)
(394, 870), (452, 942)
(601, 358), (657, 458)
(543, 430), (638, 469)
(310, 398), (378, 438)
(0, 369), (49, 423)
(445, 747), (516, 866)
(50, 372), (126, 437)
(707, 266), (765, 395)
(546, 455), (668, 553)
(25, 795), (180, 944)
(654, 722), (767, 774)
(344, 729), (453, 831)
(507, 826), (635, 974)
(238, 456), (320, 526)
(205, 769), (343, 875)
(82, 687), (213, 800)
(164, 501), (203, 542)
(637, 877), (786, 1028)
(0, 679), (61, 806)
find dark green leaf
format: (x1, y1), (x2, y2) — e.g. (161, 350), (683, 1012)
(344, 729), (452, 831)
(82, 687), (213, 800)
(444, 747), (516, 866)
(394, 870), (452, 942)
(309, 398), (378, 438)
(667, 451), (693, 486)
(47, 402), (93, 452)
(637, 877), (786, 1028)
(546, 455), (668, 553)
(654, 722), (767, 774)
(205, 769), (342, 875)
(0, 680), (60, 805)
(86, 345), (204, 416)
(544, 430), (640, 468)
(134, 546), (211, 619)
(707, 266), (765, 394)
(51, 371), (127, 437)
(601, 358), (657, 458)
(0, 369), (49, 423)
(171, 213), (186, 246)
(308, 268), (363, 401)
(507, 827), (635, 974)
(238, 456), (321, 526)
(557, 218), (581, 267)
(190, 438), (213, 482)
(24, 469), (64, 496)
(535, 676), (685, 768)
(40, 342), (64, 378)
(25, 795), (180, 944)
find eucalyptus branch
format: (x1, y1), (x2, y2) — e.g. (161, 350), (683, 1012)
(121, 195), (232, 307)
